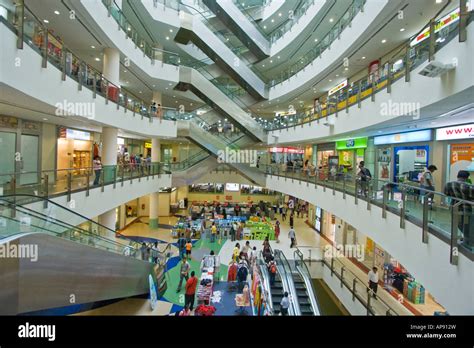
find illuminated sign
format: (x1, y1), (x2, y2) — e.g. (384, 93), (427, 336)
(335, 137), (368, 150)
(269, 147), (304, 154)
(410, 8), (460, 47)
(374, 130), (433, 145)
(66, 128), (90, 141)
(436, 124), (474, 140)
(145, 142), (152, 148)
(328, 79), (348, 96)
(225, 183), (240, 192)
(117, 138), (125, 145)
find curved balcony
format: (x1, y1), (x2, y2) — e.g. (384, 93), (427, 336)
(262, 164), (474, 314)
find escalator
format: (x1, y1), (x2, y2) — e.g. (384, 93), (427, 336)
(0, 195), (170, 315)
(174, 3), (268, 100)
(202, 0), (270, 60)
(274, 249), (320, 316)
(293, 272), (315, 315)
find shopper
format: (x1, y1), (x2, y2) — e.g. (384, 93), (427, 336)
(140, 242), (148, 261)
(268, 256), (277, 286)
(241, 241), (250, 259)
(184, 270), (198, 311)
(274, 220), (281, 243)
(93, 156), (102, 186)
(357, 161), (372, 197)
(289, 213), (294, 228)
(211, 222), (217, 243)
(230, 223), (236, 241)
(176, 257), (190, 293)
(178, 233), (186, 258)
(233, 243), (240, 262)
(236, 260), (249, 293)
(280, 292), (289, 316)
(151, 241), (160, 264)
(282, 205), (287, 221)
(185, 239), (192, 257)
(368, 267), (379, 299)
(420, 165), (437, 206)
(288, 227), (296, 248)
(444, 170), (474, 249)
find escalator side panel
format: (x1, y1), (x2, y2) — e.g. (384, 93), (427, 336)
(0, 233), (158, 315)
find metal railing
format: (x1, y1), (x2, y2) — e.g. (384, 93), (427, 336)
(264, 165), (474, 265)
(294, 248), (321, 315)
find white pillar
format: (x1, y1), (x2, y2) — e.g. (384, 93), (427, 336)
(103, 48), (120, 86)
(149, 138), (161, 229)
(101, 127), (118, 166)
(98, 208), (116, 239)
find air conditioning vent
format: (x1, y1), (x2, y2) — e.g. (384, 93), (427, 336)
(418, 61), (455, 78)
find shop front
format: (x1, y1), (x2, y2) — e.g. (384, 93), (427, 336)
(0, 116), (41, 187)
(268, 146), (304, 165)
(435, 123), (474, 182)
(57, 127), (95, 177)
(373, 129), (433, 183)
(314, 142), (336, 172)
(335, 137), (368, 174)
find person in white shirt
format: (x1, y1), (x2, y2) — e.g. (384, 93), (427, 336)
(280, 291), (290, 316)
(288, 228), (296, 248)
(367, 267), (379, 299)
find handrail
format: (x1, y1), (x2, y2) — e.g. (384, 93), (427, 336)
(257, 250), (275, 315)
(0, 194), (172, 265)
(264, 164), (474, 264)
(294, 248), (320, 315)
(262, 7), (473, 130)
(273, 249), (301, 315)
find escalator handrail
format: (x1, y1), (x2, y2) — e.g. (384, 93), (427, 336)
(273, 249), (301, 315)
(257, 250), (275, 315)
(294, 248), (321, 315)
(0, 194), (171, 260)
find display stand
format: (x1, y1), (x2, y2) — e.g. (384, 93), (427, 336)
(197, 267), (214, 305)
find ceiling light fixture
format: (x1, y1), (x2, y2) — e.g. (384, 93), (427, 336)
(43, 19), (49, 23)
(166, 36), (170, 40)
(95, 57), (100, 61)
(54, 10), (60, 15)
(329, 18), (334, 23)
(400, 28), (405, 32)
(381, 39), (387, 43)
(91, 45), (95, 49)
(361, 56), (366, 59)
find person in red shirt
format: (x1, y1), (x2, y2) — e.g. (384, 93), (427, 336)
(184, 271), (198, 311)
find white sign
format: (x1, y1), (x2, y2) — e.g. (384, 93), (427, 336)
(436, 124), (474, 140)
(328, 79), (348, 96)
(66, 128), (91, 141)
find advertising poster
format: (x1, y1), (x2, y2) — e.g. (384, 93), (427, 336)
(449, 144), (474, 182)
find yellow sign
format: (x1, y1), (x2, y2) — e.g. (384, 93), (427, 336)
(145, 142), (152, 148)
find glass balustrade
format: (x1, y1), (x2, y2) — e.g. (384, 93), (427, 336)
(263, 164), (474, 261)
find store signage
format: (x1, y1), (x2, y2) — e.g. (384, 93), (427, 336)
(410, 8), (460, 47)
(117, 138), (125, 145)
(436, 124), (474, 140)
(145, 142), (152, 148)
(65, 128), (90, 141)
(374, 129), (432, 145)
(335, 137), (368, 150)
(268, 147), (304, 154)
(328, 79), (348, 96)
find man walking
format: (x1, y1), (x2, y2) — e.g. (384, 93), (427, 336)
(368, 267), (379, 299)
(280, 292), (289, 316)
(176, 257), (190, 293)
(420, 165), (438, 206)
(184, 271), (198, 311)
(288, 227), (296, 248)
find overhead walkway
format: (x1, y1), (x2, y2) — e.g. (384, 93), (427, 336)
(0, 195), (170, 315)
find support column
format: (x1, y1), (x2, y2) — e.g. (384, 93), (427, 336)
(149, 138), (161, 229)
(102, 127), (118, 183)
(103, 48), (120, 86)
(98, 208), (116, 239)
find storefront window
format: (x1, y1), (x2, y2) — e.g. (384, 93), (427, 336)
(394, 145), (429, 183)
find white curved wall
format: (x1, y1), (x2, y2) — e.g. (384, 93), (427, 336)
(265, 175), (474, 315)
(269, 23), (474, 144)
(25, 174), (172, 227)
(268, 0), (389, 99)
(0, 23), (177, 138)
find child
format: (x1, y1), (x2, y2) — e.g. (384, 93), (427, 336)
(185, 240), (192, 257)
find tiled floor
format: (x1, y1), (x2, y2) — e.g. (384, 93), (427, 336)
(89, 211), (445, 316)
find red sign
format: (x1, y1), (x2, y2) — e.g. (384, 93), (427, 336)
(225, 196), (232, 200)
(269, 147), (304, 154)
